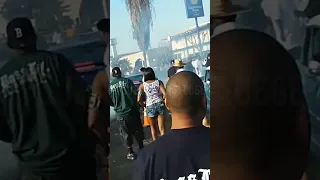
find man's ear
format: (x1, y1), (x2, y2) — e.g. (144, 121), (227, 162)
(165, 98), (170, 111)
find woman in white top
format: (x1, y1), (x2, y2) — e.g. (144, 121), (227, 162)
(137, 67), (166, 140)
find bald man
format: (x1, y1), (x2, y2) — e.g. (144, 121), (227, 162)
(132, 72), (210, 180)
(211, 30), (310, 180)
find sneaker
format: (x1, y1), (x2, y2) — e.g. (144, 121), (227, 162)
(127, 152), (136, 160)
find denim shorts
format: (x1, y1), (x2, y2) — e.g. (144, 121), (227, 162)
(146, 102), (165, 117)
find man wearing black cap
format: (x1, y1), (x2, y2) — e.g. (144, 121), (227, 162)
(110, 67), (144, 160)
(0, 17), (96, 179)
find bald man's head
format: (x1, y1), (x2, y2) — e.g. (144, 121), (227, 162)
(166, 72), (206, 119)
(211, 30), (309, 179)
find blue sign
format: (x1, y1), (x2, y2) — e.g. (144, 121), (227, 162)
(184, 0), (204, 19)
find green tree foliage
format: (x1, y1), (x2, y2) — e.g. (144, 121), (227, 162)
(0, 0), (72, 32)
(111, 57), (132, 75)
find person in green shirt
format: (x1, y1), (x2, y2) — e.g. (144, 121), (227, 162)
(0, 17), (96, 180)
(110, 67), (144, 160)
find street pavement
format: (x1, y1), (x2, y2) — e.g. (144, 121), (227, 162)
(109, 111), (172, 180)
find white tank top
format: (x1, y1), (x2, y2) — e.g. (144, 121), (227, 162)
(143, 80), (163, 106)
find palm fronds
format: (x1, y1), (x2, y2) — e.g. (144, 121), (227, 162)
(124, 0), (154, 52)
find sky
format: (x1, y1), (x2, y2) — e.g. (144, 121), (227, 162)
(110, 0), (210, 54)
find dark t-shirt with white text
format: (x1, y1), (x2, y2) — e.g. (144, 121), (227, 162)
(132, 126), (210, 180)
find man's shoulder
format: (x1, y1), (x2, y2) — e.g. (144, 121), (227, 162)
(168, 66), (175, 71)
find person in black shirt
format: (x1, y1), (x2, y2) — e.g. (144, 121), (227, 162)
(211, 30), (309, 180)
(167, 59), (176, 78)
(0, 17), (96, 180)
(132, 71), (210, 180)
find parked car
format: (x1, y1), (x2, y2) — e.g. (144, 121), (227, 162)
(50, 39), (106, 85)
(126, 74), (143, 89)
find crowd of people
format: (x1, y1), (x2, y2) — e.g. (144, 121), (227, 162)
(109, 53), (211, 180)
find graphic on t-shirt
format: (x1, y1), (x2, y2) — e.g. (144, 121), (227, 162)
(160, 168), (210, 180)
(0, 61), (52, 98)
(110, 80), (127, 92)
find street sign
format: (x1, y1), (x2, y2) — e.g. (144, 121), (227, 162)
(184, 0), (204, 19)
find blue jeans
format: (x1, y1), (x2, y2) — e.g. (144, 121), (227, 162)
(146, 102), (165, 117)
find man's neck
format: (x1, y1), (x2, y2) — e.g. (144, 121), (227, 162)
(171, 113), (202, 129)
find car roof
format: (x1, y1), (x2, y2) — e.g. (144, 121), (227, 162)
(49, 39), (104, 51)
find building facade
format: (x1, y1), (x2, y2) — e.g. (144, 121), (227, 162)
(168, 21), (210, 59)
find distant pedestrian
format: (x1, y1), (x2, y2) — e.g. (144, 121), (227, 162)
(172, 59), (186, 74)
(167, 60), (176, 78)
(133, 72), (210, 180)
(191, 56), (204, 77)
(0, 17), (96, 180)
(211, 0), (248, 37)
(109, 67), (145, 160)
(138, 67), (166, 140)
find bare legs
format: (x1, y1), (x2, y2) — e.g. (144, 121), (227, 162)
(148, 117), (158, 141)
(158, 114), (165, 136)
(148, 114), (165, 141)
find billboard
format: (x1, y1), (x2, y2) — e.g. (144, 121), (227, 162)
(184, 0), (204, 18)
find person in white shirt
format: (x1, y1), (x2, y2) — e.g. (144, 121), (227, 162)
(261, 0), (308, 52)
(191, 57), (204, 78)
(211, 0), (249, 37)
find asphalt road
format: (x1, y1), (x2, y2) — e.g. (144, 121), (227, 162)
(109, 111), (172, 180)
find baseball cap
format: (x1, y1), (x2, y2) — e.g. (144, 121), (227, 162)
(112, 67), (121, 77)
(6, 17), (36, 49)
(97, 18), (110, 33)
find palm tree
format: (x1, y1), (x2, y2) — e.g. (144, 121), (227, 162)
(124, 0), (154, 67)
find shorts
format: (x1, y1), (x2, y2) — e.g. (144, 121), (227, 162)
(146, 102), (165, 118)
